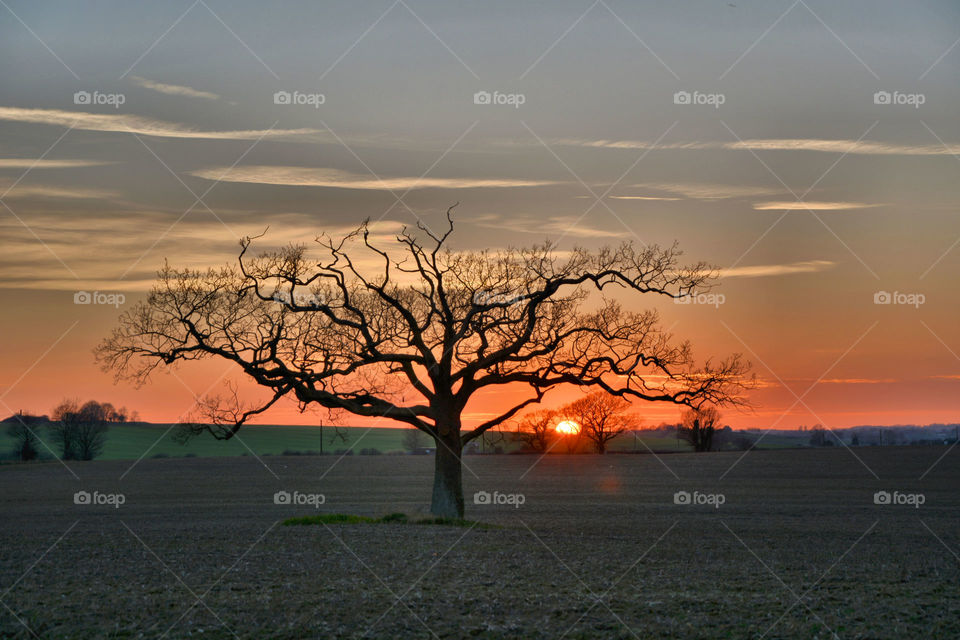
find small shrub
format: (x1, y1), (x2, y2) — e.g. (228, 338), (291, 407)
(379, 512), (408, 523)
(6, 422), (40, 461)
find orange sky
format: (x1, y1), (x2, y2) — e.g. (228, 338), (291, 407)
(2, 284), (959, 430)
(2, 2), (960, 430)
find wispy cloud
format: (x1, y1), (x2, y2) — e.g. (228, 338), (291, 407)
(628, 182), (782, 200)
(753, 201), (883, 211)
(0, 183), (120, 200)
(607, 195), (682, 201)
(190, 166), (560, 190)
(0, 211), (435, 290)
(819, 378), (896, 385)
(723, 138), (956, 156)
(0, 159), (110, 169)
(130, 76), (220, 101)
(560, 137), (960, 156)
(0, 107), (318, 140)
(720, 260), (835, 278)
(472, 213), (621, 239)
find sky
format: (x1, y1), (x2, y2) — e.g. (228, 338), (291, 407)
(1, 0), (959, 429)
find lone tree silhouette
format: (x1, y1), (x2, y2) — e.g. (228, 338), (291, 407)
(96, 207), (749, 517)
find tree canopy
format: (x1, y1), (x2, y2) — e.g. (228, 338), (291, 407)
(97, 208), (750, 516)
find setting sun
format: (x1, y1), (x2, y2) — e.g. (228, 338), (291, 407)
(555, 420), (581, 435)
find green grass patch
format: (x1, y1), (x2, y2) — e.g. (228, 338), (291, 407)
(0, 423), (412, 461)
(282, 512), (498, 528)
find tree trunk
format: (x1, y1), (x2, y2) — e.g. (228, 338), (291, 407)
(430, 431), (464, 518)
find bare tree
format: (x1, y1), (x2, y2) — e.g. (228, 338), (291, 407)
(679, 406), (721, 452)
(561, 392), (634, 454)
(808, 424), (829, 447)
(50, 399), (113, 460)
(402, 427), (429, 452)
(96, 208), (749, 517)
(514, 409), (557, 453)
(73, 421), (109, 461)
(49, 399), (80, 460)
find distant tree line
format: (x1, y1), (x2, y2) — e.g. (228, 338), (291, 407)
(508, 395), (752, 454)
(5, 399), (134, 462)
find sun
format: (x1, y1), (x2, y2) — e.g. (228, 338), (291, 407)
(554, 420), (580, 435)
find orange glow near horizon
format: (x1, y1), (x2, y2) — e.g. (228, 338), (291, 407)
(2, 292), (960, 431)
(555, 420), (581, 435)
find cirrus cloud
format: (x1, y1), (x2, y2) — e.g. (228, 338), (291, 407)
(627, 182), (783, 200)
(753, 201), (883, 211)
(0, 158), (111, 169)
(720, 260), (835, 278)
(559, 137), (960, 156)
(189, 165), (560, 190)
(0, 107), (319, 140)
(130, 76), (220, 101)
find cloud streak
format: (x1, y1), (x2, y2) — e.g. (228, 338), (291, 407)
(720, 260), (835, 278)
(628, 182), (783, 200)
(753, 201), (883, 211)
(471, 213), (622, 239)
(131, 76), (220, 101)
(607, 195), (683, 201)
(0, 159), (110, 169)
(561, 137), (960, 156)
(190, 166), (560, 190)
(0, 183), (120, 200)
(819, 378), (897, 385)
(0, 107), (319, 140)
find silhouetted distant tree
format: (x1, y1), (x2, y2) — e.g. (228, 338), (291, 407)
(97, 208), (750, 517)
(49, 399), (120, 460)
(808, 424), (827, 447)
(712, 424), (733, 450)
(679, 406), (721, 452)
(6, 413), (41, 461)
(402, 427), (429, 452)
(562, 392), (634, 454)
(514, 409), (557, 453)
